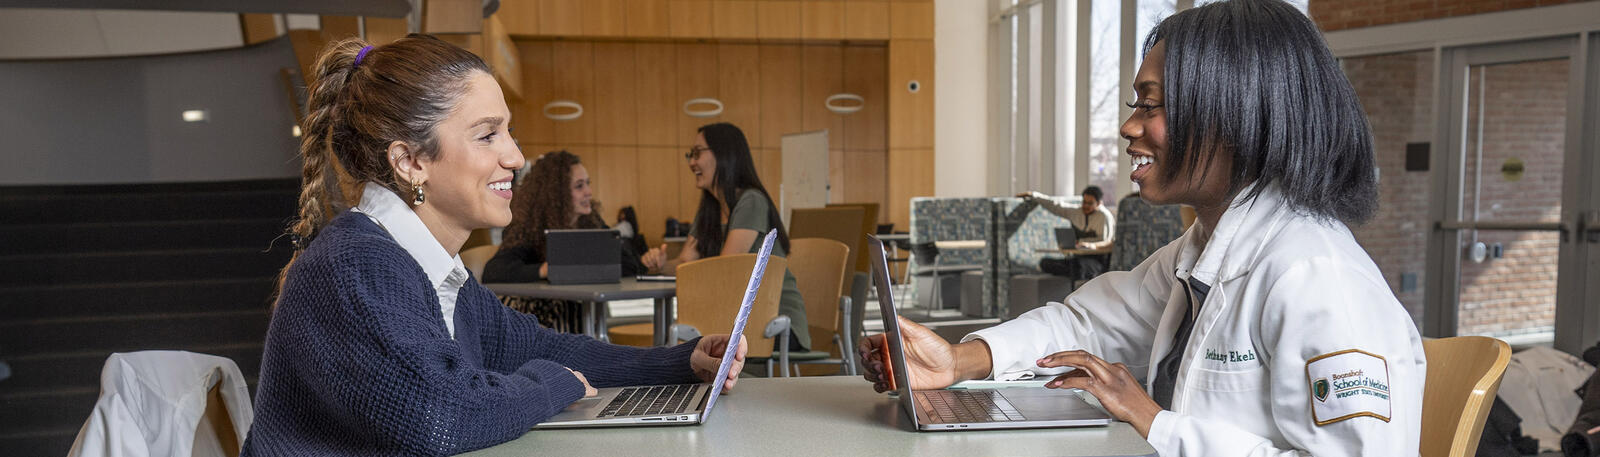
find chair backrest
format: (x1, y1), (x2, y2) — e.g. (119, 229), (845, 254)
(786, 238), (850, 356)
(826, 202), (880, 274)
(1421, 336), (1512, 457)
(790, 206), (866, 292)
(460, 244), (499, 280)
(675, 254), (789, 359)
(1107, 196), (1184, 272)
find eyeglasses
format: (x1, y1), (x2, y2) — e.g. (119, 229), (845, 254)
(685, 146), (710, 162)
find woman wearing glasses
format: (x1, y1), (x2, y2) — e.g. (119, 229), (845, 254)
(640, 123), (811, 352)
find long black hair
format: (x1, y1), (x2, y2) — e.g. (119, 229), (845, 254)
(1146, 0), (1378, 225)
(690, 123), (790, 258)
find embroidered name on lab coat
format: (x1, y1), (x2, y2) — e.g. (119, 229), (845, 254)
(1305, 349), (1392, 426)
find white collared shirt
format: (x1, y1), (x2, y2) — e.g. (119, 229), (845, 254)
(352, 182), (469, 339)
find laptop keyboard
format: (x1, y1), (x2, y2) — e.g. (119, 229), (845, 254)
(920, 390), (1026, 423)
(596, 384), (703, 418)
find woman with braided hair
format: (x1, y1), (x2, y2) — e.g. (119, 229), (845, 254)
(244, 35), (746, 456)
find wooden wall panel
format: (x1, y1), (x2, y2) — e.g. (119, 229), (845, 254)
(636, 147), (683, 244)
(634, 42), (678, 147)
(889, 2), (934, 39)
(887, 148), (933, 231)
(626, 0), (671, 37)
(842, 45), (887, 152)
(714, 1), (760, 39)
(800, 1), (845, 40)
(540, 0), (584, 36)
(757, 45), (803, 150)
(757, 147), (783, 212)
(592, 42), (639, 145)
(239, 14), (280, 45)
(511, 41), (556, 148)
(801, 45), (844, 150)
(594, 146), (640, 217)
(551, 41), (596, 145)
(364, 17), (408, 44)
(844, 149), (887, 221)
(717, 44), (762, 150)
(582, 0), (627, 36)
(669, 1), (715, 38)
(425, 0), (483, 33)
(495, 0), (539, 35)
(675, 43), (721, 147)
(888, 39), (933, 149)
(842, 1), (889, 40)
(319, 16), (361, 41)
(756, 1), (802, 40)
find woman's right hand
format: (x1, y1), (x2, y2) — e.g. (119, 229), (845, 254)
(858, 317), (972, 392)
(566, 367), (597, 397)
(640, 244), (668, 272)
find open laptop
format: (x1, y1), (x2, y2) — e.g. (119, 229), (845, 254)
(533, 230), (777, 429)
(545, 229), (621, 285)
(866, 234), (1113, 431)
(1054, 227), (1079, 250)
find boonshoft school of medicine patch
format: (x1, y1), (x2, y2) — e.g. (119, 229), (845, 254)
(1304, 349), (1392, 426)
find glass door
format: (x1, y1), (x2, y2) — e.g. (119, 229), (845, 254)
(1426, 36), (1592, 352)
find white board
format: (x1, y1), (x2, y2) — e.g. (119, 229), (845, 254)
(780, 130), (830, 227)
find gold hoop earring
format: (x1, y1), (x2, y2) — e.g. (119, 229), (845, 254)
(412, 185), (426, 206)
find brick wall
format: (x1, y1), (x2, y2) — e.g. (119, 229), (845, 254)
(1309, 0), (1596, 31)
(1344, 52), (1567, 337)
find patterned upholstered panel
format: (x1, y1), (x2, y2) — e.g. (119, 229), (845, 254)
(908, 197), (992, 268)
(907, 197), (993, 313)
(1107, 196), (1186, 272)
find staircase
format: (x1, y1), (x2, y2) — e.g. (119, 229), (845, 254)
(0, 179), (297, 456)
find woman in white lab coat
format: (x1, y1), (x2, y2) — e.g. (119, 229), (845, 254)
(859, 1), (1427, 455)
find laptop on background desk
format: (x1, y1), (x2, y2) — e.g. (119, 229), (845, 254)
(866, 235), (1113, 431)
(532, 230), (778, 429)
(545, 229), (621, 285)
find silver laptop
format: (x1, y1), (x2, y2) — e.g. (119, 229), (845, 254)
(866, 235), (1113, 431)
(534, 230), (777, 429)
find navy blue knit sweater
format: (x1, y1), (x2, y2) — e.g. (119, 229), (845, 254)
(243, 212), (700, 456)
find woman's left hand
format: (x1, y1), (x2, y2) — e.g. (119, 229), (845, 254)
(691, 334), (748, 393)
(1036, 350), (1163, 438)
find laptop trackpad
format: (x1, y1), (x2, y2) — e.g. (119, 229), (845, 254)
(1001, 389), (1113, 421)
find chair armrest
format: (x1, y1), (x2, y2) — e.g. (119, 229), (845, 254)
(838, 296), (857, 375)
(764, 316), (792, 377)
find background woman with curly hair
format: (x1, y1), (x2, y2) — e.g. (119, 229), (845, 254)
(482, 150), (644, 332)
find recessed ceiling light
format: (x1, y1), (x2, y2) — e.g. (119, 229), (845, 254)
(182, 110), (208, 122)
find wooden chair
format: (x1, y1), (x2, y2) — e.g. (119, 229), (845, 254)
(459, 244), (499, 280)
(786, 238), (855, 376)
(790, 206), (866, 293)
(607, 255), (788, 367)
(1421, 336), (1512, 457)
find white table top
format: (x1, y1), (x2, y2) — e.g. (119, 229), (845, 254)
(463, 376), (1156, 457)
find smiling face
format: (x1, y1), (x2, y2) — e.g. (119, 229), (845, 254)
(569, 163), (593, 216)
(1121, 42), (1232, 210)
(409, 72), (525, 233)
(688, 133), (718, 192)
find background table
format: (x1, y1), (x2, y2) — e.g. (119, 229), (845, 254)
(464, 376), (1156, 457)
(487, 278), (678, 345)
(1036, 247), (1113, 257)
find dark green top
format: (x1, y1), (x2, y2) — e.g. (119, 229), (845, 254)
(722, 190), (810, 351)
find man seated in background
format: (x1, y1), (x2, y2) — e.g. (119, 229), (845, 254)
(1020, 185), (1115, 280)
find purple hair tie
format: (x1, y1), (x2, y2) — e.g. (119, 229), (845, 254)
(353, 45), (374, 68)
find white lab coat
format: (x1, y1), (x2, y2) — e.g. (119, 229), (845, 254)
(967, 185), (1426, 456)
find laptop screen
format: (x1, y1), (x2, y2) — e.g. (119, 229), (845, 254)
(865, 235), (922, 419)
(701, 229), (778, 420)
